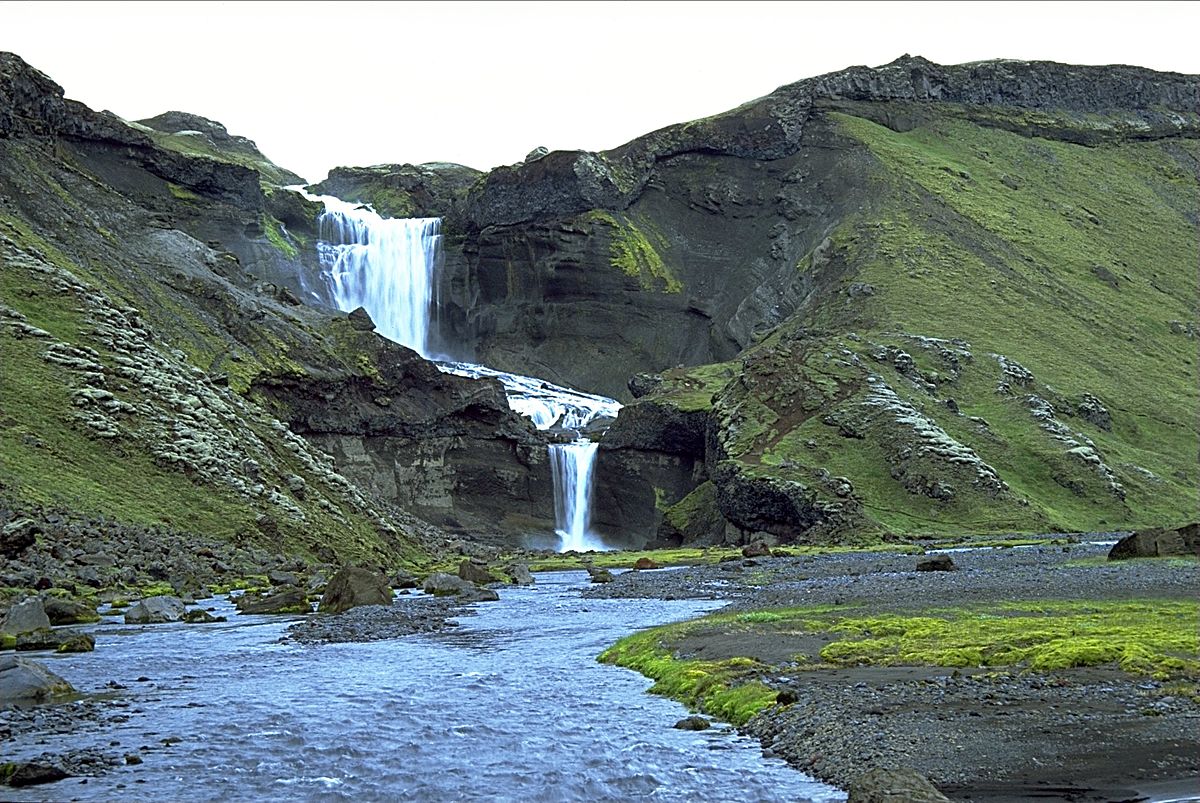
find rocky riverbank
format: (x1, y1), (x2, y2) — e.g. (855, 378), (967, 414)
(585, 540), (1200, 802)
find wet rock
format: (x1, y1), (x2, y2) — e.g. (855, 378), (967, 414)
(846, 767), (951, 802)
(318, 567), (393, 613)
(673, 715), (711, 731)
(5, 761), (70, 787)
(236, 588), (310, 615)
(1, 517), (39, 558)
(1109, 523), (1199, 560)
(628, 373), (664, 398)
(42, 597), (100, 625)
(267, 570), (299, 587)
(15, 628), (93, 653)
(457, 559), (497, 585)
(1, 597), (51, 635)
(347, 306), (376, 331)
(183, 608), (223, 624)
(124, 595), (186, 624)
(506, 563), (535, 585)
(391, 570), (419, 589)
(742, 541), (773, 558)
(915, 554), (956, 572)
(421, 572), (478, 597)
(0, 655), (75, 702)
(587, 567), (615, 584)
(463, 587), (501, 603)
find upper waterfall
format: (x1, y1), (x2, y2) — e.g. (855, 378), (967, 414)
(308, 191), (443, 358)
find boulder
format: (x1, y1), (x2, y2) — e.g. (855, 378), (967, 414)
(422, 572), (477, 597)
(457, 559), (497, 585)
(183, 608), (223, 624)
(267, 570), (299, 587)
(633, 557), (662, 570)
(15, 628), (93, 653)
(391, 570), (419, 589)
(124, 595), (186, 624)
(673, 715), (711, 731)
(0, 655), (75, 702)
(915, 554), (956, 572)
(1108, 523), (1199, 560)
(42, 597), (100, 625)
(56, 632), (96, 653)
(318, 567), (392, 613)
(463, 587), (501, 603)
(587, 567), (615, 584)
(847, 767), (951, 802)
(1, 597), (51, 635)
(236, 588), (310, 615)
(6, 761), (70, 787)
(742, 541), (772, 558)
(1, 517), (38, 558)
(506, 563), (535, 585)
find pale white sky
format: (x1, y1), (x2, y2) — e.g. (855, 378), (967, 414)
(2, 1), (1197, 182)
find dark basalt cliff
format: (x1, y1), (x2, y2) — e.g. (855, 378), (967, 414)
(326, 55), (1198, 547)
(0, 52), (556, 564)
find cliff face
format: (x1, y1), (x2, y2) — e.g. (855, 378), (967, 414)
(327, 55), (1198, 546)
(0, 52), (556, 563)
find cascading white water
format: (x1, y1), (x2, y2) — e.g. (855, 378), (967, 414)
(310, 192), (442, 358)
(549, 441), (601, 552)
(300, 189), (621, 552)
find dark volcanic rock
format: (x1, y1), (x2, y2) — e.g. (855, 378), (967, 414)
(6, 761), (70, 787)
(847, 767), (951, 803)
(124, 596), (186, 624)
(1108, 523), (1199, 560)
(236, 587), (310, 615)
(1, 597), (50, 635)
(318, 567), (392, 613)
(673, 715), (711, 731)
(15, 628), (94, 653)
(1, 517), (38, 558)
(457, 559), (497, 585)
(0, 655), (75, 702)
(42, 597), (99, 625)
(915, 554), (957, 572)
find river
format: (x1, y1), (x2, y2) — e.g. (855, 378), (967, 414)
(6, 571), (843, 801)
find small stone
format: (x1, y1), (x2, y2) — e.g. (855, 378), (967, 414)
(673, 715), (711, 731)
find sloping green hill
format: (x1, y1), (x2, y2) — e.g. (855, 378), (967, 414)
(613, 98), (1198, 542)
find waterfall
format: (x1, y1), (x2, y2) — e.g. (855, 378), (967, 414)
(549, 441), (603, 552)
(312, 194), (442, 358)
(300, 189), (620, 552)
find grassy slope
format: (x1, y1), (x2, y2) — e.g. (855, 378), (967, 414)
(836, 112), (1198, 530)
(640, 110), (1198, 538)
(0, 155), (429, 568)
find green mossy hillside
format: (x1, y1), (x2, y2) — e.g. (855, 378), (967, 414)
(615, 108), (1198, 540)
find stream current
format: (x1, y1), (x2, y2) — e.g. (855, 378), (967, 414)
(7, 571), (842, 801)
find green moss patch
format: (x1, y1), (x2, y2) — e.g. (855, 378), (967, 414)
(599, 633), (777, 725)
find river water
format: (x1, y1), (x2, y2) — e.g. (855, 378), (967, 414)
(7, 571), (843, 802)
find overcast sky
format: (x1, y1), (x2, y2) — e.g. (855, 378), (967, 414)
(2, 1), (1196, 182)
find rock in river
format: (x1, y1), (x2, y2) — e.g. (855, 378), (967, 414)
(1, 597), (51, 635)
(124, 595), (186, 624)
(318, 566), (392, 613)
(0, 655), (76, 703)
(236, 588), (310, 615)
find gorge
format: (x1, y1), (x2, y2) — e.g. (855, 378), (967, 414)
(1, 48), (1197, 801)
